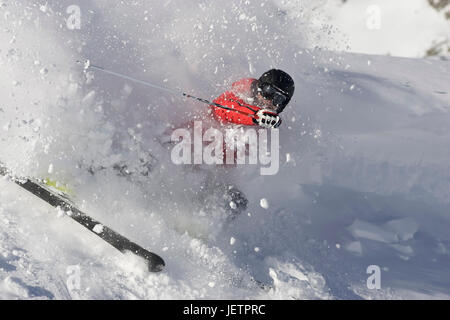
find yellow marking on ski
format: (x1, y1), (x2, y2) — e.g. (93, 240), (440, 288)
(43, 178), (72, 195)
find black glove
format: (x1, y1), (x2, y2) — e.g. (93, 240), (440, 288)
(253, 109), (282, 128)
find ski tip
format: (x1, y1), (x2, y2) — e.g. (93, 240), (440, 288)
(146, 250), (165, 272)
(149, 258), (165, 273)
(125, 245), (166, 273)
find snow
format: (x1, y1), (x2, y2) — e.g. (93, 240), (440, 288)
(384, 218), (419, 242)
(318, 0), (450, 58)
(92, 224), (104, 234)
(260, 198), (269, 209)
(348, 219), (398, 243)
(0, 0), (450, 300)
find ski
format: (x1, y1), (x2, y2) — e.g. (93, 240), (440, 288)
(0, 162), (165, 273)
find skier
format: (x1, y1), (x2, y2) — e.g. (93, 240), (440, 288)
(211, 69), (295, 129)
(203, 69), (295, 220)
(88, 66), (296, 221)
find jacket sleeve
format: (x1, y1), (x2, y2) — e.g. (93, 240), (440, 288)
(211, 92), (259, 126)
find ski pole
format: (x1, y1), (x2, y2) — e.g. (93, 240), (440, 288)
(77, 60), (257, 118)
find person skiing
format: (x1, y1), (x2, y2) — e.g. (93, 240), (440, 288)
(88, 65), (296, 221)
(201, 69), (295, 220)
(211, 69), (295, 129)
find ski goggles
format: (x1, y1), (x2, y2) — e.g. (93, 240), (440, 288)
(258, 83), (290, 112)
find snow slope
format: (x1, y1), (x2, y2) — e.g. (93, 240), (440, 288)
(1, 0), (450, 299)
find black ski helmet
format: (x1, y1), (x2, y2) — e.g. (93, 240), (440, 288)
(256, 69), (295, 113)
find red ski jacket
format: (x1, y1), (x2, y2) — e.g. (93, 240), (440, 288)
(211, 78), (261, 126)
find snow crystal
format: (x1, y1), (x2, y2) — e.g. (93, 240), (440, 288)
(314, 129), (322, 139)
(229, 201), (237, 209)
(39, 4), (48, 13)
(384, 218), (419, 241)
(348, 219), (398, 243)
(254, 247), (260, 252)
(286, 153), (292, 163)
(56, 207), (65, 218)
(48, 164), (54, 174)
(93, 224), (104, 234)
(230, 237), (236, 245)
(260, 198), (269, 209)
